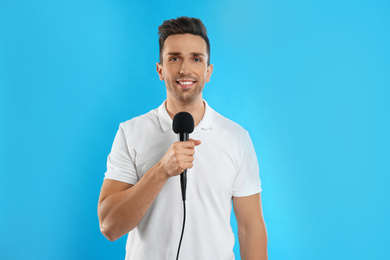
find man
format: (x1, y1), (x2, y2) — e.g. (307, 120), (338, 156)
(98, 17), (268, 260)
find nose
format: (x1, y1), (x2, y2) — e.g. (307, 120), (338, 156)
(179, 59), (191, 75)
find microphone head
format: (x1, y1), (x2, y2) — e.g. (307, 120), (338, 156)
(172, 112), (194, 134)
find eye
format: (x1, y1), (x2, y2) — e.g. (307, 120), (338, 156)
(194, 57), (202, 62)
(169, 57), (179, 62)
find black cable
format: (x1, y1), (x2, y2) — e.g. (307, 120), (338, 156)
(176, 200), (186, 260)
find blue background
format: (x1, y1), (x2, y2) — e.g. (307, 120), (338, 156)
(1, 0), (389, 259)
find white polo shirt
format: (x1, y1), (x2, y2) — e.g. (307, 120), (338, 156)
(105, 100), (261, 260)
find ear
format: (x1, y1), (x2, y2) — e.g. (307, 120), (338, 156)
(206, 64), (214, 83)
(156, 62), (164, 81)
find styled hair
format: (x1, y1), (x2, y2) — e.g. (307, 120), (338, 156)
(158, 17), (210, 65)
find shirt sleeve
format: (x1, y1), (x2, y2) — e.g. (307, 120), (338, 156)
(104, 122), (139, 185)
(232, 131), (262, 197)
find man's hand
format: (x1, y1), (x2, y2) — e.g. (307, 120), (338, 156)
(160, 139), (201, 177)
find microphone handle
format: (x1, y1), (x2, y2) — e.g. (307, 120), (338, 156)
(180, 170), (187, 201)
(179, 132), (189, 201)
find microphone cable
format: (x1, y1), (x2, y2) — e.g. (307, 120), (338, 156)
(176, 199), (186, 260)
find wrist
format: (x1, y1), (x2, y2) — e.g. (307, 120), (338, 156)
(154, 160), (171, 181)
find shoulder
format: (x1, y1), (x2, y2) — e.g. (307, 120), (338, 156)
(211, 108), (248, 138)
(119, 107), (160, 135)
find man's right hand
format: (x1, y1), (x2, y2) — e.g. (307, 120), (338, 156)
(159, 139), (201, 178)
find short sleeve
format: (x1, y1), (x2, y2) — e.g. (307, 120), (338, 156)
(232, 131), (262, 197)
(104, 123), (139, 185)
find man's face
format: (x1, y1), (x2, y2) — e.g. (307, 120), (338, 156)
(156, 34), (213, 104)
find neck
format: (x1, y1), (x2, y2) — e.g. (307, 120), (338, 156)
(165, 96), (205, 126)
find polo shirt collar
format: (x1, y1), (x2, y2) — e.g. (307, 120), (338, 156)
(157, 100), (214, 132)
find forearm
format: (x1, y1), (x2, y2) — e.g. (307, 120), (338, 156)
(238, 224), (268, 260)
(98, 162), (169, 241)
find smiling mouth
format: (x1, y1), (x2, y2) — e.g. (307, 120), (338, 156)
(176, 80), (196, 88)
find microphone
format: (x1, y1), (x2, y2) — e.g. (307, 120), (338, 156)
(172, 112), (194, 201)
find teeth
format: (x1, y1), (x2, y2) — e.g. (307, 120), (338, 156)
(178, 81), (194, 85)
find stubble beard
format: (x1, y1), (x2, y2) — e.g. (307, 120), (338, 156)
(167, 80), (205, 105)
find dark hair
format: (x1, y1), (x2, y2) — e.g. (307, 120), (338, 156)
(158, 17), (210, 66)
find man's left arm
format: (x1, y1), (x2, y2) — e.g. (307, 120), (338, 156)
(233, 193), (268, 260)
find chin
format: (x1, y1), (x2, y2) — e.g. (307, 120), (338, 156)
(176, 93), (200, 104)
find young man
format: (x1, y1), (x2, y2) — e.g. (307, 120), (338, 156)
(98, 17), (268, 260)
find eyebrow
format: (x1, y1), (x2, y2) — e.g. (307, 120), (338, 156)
(166, 52), (206, 57)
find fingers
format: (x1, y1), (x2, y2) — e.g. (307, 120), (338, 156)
(175, 154), (195, 169)
(163, 139), (201, 177)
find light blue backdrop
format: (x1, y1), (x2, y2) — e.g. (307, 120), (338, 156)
(1, 0), (389, 259)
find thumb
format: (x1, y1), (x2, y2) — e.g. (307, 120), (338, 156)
(189, 138), (201, 146)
